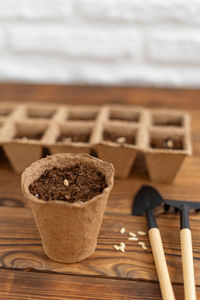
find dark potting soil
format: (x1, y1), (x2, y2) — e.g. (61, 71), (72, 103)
(103, 131), (135, 145)
(68, 113), (97, 121)
(56, 133), (90, 143)
(28, 112), (55, 119)
(109, 114), (139, 122)
(14, 133), (43, 140)
(29, 165), (107, 202)
(153, 119), (182, 127)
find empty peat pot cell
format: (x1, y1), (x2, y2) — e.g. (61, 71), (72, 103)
(103, 128), (137, 145)
(150, 134), (184, 150)
(67, 109), (98, 121)
(151, 113), (183, 127)
(109, 108), (140, 123)
(12, 122), (48, 141)
(26, 106), (56, 119)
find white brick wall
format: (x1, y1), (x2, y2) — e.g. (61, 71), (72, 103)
(148, 32), (200, 65)
(0, 29), (4, 50)
(0, 0), (200, 87)
(8, 26), (140, 60)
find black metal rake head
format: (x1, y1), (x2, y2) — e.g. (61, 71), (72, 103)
(164, 199), (200, 214)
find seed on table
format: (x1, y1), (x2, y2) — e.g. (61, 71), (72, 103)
(142, 245), (148, 250)
(113, 245), (120, 251)
(64, 179), (69, 187)
(138, 241), (145, 246)
(137, 231), (146, 236)
(128, 237), (138, 241)
(120, 242), (126, 249)
(119, 246), (125, 253)
(129, 232), (137, 237)
(120, 227), (126, 234)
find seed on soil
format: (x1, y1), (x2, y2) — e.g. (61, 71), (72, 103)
(63, 137), (72, 143)
(116, 136), (126, 144)
(35, 194), (39, 198)
(21, 136), (28, 141)
(163, 138), (174, 149)
(120, 242), (126, 249)
(129, 232), (137, 237)
(120, 227), (126, 234)
(64, 179), (69, 187)
(128, 237), (138, 241)
(137, 231), (146, 236)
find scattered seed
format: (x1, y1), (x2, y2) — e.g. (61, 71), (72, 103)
(120, 242), (126, 249)
(35, 194), (39, 198)
(137, 231), (146, 236)
(114, 245), (120, 251)
(116, 136), (126, 144)
(142, 245), (148, 250)
(64, 179), (69, 187)
(128, 237), (138, 241)
(129, 232), (137, 237)
(138, 241), (145, 246)
(119, 246), (125, 252)
(21, 136), (28, 141)
(120, 227), (126, 234)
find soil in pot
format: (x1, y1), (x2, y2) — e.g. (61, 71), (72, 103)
(29, 164), (107, 203)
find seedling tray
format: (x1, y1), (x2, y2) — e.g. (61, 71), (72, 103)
(0, 103), (192, 183)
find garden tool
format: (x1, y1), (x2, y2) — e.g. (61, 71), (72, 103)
(164, 199), (199, 300)
(133, 185), (175, 300)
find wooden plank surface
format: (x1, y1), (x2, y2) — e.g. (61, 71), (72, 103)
(2, 268), (198, 300)
(1, 206), (200, 286)
(1, 83), (200, 299)
(1, 83), (200, 109)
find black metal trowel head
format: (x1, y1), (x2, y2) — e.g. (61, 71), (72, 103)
(132, 185), (164, 216)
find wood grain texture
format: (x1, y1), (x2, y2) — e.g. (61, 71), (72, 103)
(0, 206), (200, 286)
(2, 268), (198, 300)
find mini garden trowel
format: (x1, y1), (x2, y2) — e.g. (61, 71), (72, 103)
(133, 185), (175, 300)
(164, 199), (200, 300)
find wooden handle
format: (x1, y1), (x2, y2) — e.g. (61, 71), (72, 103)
(180, 228), (196, 300)
(149, 228), (175, 300)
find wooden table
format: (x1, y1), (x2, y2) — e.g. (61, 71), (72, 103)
(1, 83), (200, 299)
